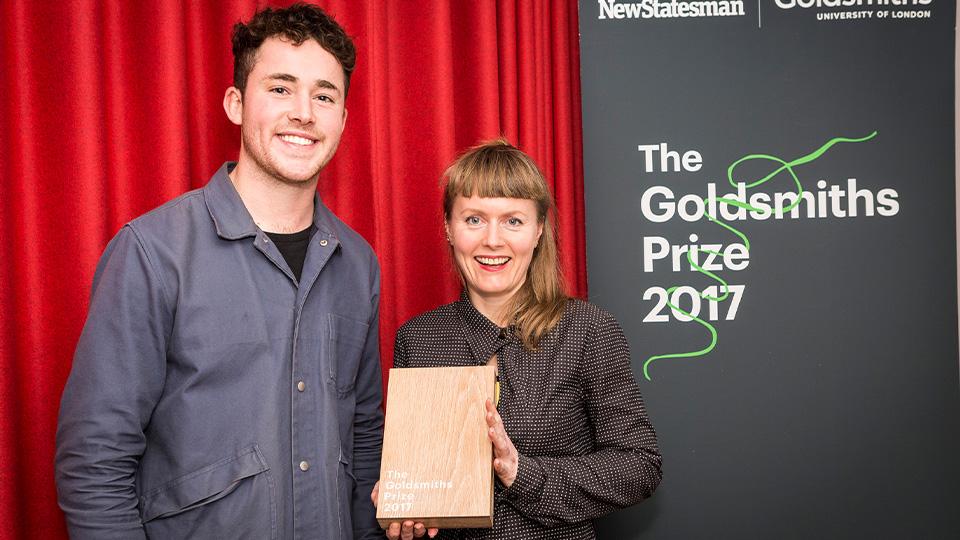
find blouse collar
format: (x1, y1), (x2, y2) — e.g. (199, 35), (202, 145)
(453, 290), (512, 365)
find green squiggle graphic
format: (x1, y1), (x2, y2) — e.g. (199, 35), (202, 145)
(642, 131), (878, 381)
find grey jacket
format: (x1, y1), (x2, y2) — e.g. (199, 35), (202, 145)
(56, 163), (384, 539)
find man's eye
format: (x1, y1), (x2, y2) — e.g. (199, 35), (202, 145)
(270, 87), (289, 95)
(315, 95), (334, 103)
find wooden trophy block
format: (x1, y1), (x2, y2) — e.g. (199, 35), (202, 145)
(377, 365), (496, 529)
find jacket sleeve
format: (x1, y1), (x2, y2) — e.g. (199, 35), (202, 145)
(352, 260), (386, 540)
(498, 312), (662, 526)
(55, 226), (172, 539)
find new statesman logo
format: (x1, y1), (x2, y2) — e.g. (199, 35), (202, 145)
(597, 0), (746, 19)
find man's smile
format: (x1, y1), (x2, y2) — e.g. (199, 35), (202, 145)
(278, 133), (318, 146)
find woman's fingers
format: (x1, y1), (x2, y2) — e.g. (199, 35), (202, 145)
(484, 398), (519, 487)
(386, 520), (436, 539)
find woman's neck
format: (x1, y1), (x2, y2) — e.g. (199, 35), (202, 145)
(467, 290), (514, 328)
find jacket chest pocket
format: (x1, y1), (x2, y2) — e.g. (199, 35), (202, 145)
(327, 313), (370, 396)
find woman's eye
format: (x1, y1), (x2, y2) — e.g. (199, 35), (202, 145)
(506, 217), (523, 227)
(465, 216), (481, 226)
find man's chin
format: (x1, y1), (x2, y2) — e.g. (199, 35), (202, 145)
(273, 164), (322, 185)
(240, 152), (324, 186)
(279, 174), (319, 185)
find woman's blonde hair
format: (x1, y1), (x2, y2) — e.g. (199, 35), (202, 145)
(443, 139), (567, 349)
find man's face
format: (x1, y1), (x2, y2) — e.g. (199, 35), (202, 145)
(226, 37), (347, 185)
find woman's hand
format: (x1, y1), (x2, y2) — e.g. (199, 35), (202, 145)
(385, 521), (436, 540)
(486, 398), (519, 488)
(371, 481), (439, 539)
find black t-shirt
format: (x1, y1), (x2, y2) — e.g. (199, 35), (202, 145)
(266, 226), (314, 281)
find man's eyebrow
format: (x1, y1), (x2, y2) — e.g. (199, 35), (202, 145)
(314, 79), (341, 94)
(263, 74), (341, 94)
(265, 73), (298, 83)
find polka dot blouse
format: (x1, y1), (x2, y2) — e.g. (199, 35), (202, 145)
(393, 293), (662, 539)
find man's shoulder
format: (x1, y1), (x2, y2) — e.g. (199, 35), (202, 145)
(125, 187), (208, 240)
(86, 186), (209, 276)
(321, 209), (378, 265)
(101, 169), (242, 281)
(125, 163), (236, 238)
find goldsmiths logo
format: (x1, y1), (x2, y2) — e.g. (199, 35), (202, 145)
(775, 0), (930, 7)
(597, 0), (746, 19)
(774, 0), (935, 21)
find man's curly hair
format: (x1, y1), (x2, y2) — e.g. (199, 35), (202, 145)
(231, 3), (356, 96)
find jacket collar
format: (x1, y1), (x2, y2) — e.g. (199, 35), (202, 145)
(203, 162), (339, 242)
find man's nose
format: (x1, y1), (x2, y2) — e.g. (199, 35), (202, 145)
(288, 92), (314, 124)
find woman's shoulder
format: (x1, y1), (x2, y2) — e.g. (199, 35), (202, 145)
(540, 298), (625, 349)
(397, 301), (461, 335)
(560, 297), (620, 328)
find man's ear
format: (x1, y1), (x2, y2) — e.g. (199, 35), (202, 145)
(223, 86), (243, 126)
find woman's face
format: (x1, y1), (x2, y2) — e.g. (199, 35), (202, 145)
(447, 195), (543, 309)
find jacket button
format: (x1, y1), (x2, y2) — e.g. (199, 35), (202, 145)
(319, 239), (328, 246)
(299, 461), (310, 471)
(297, 381), (306, 392)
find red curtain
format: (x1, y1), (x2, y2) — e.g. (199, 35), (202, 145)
(0, 1), (585, 537)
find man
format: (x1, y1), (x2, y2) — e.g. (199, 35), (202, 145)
(55, 4), (383, 539)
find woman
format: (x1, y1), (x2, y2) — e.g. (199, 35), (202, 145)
(389, 139), (661, 539)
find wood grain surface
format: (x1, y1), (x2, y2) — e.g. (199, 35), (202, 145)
(377, 365), (496, 528)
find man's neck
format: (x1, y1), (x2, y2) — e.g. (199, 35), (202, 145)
(229, 161), (317, 233)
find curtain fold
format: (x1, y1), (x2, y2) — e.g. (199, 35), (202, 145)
(0, 1), (585, 537)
